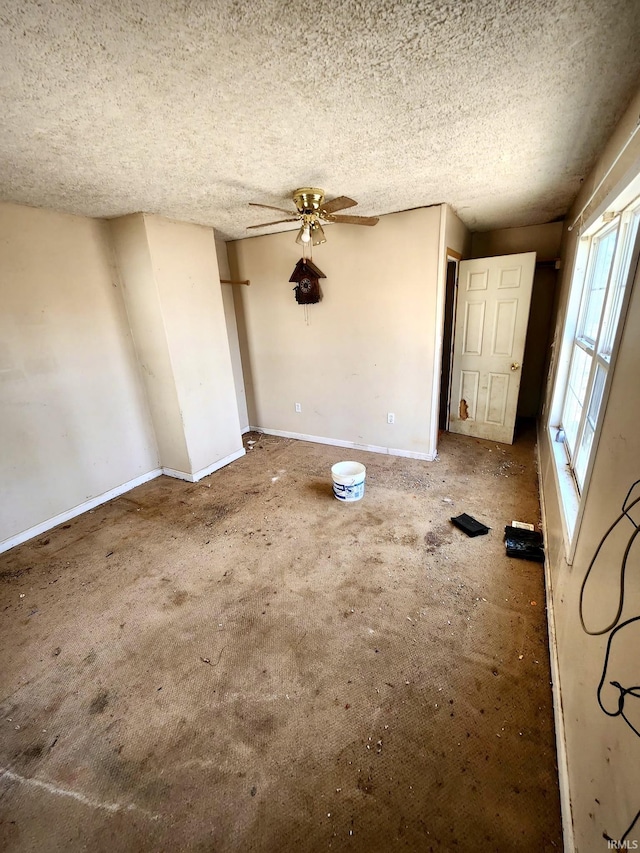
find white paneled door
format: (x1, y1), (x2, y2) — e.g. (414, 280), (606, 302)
(449, 252), (536, 444)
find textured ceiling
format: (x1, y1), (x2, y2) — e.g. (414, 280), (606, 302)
(1, 0), (639, 239)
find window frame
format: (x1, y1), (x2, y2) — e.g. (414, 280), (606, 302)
(561, 217), (620, 489)
(548, 184), (640, 562)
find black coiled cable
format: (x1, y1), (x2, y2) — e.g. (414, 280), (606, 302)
(579, 480), (640, 636)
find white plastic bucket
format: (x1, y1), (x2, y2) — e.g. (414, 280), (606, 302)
(331, 461), (366, 502)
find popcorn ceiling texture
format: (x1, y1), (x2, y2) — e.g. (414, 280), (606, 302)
(0, 0), (639, 238)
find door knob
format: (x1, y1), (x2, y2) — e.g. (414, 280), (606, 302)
(511, 362), (520, 371)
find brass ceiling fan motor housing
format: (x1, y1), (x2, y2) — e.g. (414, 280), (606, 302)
(293, 188), (325, 215)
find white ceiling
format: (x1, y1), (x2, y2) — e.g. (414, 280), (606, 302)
(1, 0), (639, 240)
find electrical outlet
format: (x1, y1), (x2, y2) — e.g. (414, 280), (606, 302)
(295, 402), (302, 413)
(387, 412), (395, 424)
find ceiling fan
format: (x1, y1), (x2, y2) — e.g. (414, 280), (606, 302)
(247, 187), (379, 245)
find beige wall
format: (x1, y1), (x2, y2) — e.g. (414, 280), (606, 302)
(111, 215), (244, 478)
(0, 203), (158, 548)
(444, 205), (472, 258)
(144, 216), (243, 474)
(110, 215), (191, 472)
(471, 222), (563, 260)
(228, 206), (442, 458)
(216, 236), (249, 431)
(539, 89), (640, 851)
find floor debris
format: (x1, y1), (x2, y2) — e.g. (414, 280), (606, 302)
(0, 425), (561, 851)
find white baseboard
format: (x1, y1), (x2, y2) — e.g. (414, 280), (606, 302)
(0, 468), (163, 554)
(1, 447), (248, 554)
(162, 447), (246, 482)
(1, 430), (427, 553)
(249, 426), (436, 461)
(536, 433), (575, 853)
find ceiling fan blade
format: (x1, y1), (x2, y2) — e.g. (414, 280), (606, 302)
(321, 196), (358, 215)
(249, 202), (296, 215)
(326, 213), (379, 226)
(247, 218), (300, 229)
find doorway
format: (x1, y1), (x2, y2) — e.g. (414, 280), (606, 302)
(447, 252), (537, 444)
(439, 252), (460, 431)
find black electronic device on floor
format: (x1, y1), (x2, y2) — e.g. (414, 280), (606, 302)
(451, 513), (490, 537)
(504, 525), (545, 562)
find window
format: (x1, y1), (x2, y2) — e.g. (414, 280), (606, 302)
(551, 187), (640, 540)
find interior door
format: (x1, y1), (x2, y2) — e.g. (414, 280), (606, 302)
(448, 252), (536, 444)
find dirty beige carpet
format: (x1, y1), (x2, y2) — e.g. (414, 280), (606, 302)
(0, 428), (562, 852)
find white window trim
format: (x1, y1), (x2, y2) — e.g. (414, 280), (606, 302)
(548, 177), (640, 564)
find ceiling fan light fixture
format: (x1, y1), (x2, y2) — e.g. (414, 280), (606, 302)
(296, 222), (312, 244)
(310, 220), (326, 246)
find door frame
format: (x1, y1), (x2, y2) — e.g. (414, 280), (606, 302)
(431, 223), (463, 458)
(439, 250), (462, 432)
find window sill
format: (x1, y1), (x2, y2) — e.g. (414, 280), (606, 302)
(548, 428), (580, 563)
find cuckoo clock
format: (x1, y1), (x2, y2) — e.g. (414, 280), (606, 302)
(289, 258), (326, 305)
